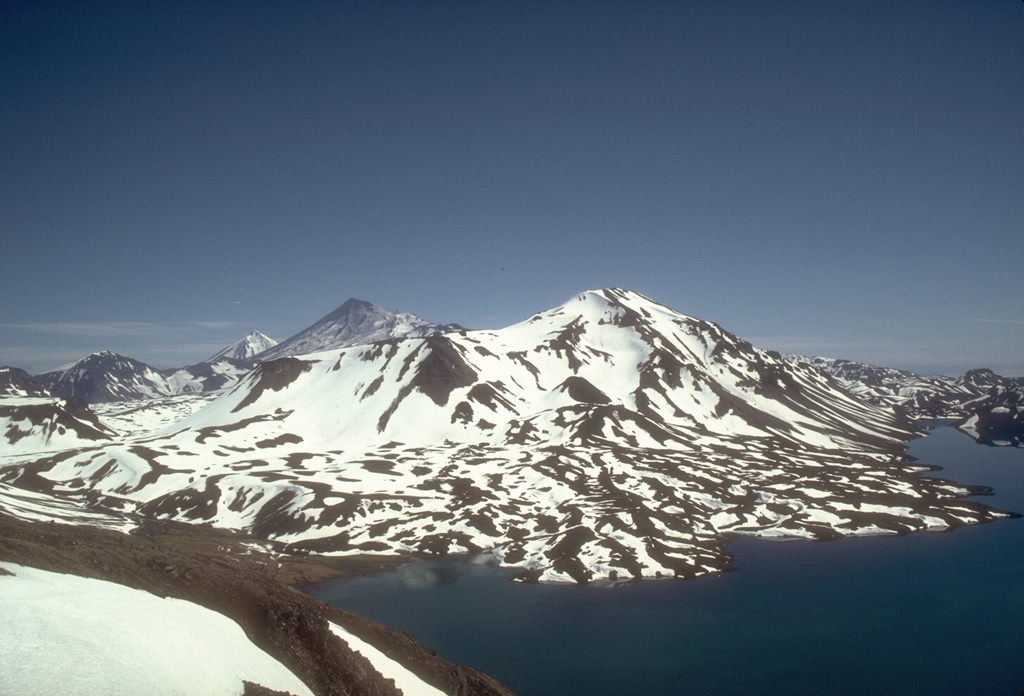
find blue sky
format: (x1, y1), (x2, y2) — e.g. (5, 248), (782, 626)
(2, 1), (1021, 375)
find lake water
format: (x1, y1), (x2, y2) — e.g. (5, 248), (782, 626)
(309, 426), (1024, 696)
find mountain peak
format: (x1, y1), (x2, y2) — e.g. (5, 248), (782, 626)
(48, 351), (127, 374)
(206, 330), (278, 363)
(555, 288), (677, 317)
(35, 352), (169, 404)
(254, 298), (457, 361)
(337, 297), (374, 311)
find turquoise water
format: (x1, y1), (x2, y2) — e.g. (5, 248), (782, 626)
(310, 427), (1024, 696)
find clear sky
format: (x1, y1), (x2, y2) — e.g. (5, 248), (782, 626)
(2, 1), (1021, 376)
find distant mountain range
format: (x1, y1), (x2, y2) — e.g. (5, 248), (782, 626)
(9, 295), (1020, 448)
(27, 299), (461, 404)
(2, 288), (1017, 584)
(787, 356), (1024, 447)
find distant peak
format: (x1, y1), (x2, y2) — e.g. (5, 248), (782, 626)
(246, 329), (275, 341)
(41, 351), (137, 376)
(253, 297), (452, 361)
(339, 298), (374, 310)
(206, 330), (278, 363)
(319, 298), (389, 322)
(74, 351), (131, 364)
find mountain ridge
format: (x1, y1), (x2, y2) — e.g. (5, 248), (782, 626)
(3, 288), (1013, 584)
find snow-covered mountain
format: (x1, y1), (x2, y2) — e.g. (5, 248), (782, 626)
(206, 330), (277, 363)
(253, 298), (462, 362)
(787, 356), (1002, 416)
(36, 352), (175, 403)
(3, 288), (1011, 584)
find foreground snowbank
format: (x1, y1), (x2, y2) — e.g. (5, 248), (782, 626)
(0, 563), (313, 696)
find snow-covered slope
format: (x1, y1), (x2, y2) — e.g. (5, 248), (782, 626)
(1, 396), (116, 453)
(254, 298), (461, 361)
(89, 392), (220, 437)
(207, 330), (278, 363)
(0, 563), (315, 696)
(163, 359), (253, 396)
(3, 289), (1011, 583)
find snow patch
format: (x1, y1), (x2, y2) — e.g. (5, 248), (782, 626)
(328, 622), (446, 696)
(0, 563), (313, 696)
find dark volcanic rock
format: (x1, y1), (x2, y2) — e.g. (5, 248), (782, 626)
(956, 387), (1024, 447)
(0, 366), (49, 396)
(234, 358), (314, 412)
(558, 376), (611, 404)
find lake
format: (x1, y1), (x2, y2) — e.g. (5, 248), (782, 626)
(309, 426), (1024, 696)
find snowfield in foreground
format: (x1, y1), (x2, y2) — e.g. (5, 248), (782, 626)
(0, 563), (314, 696)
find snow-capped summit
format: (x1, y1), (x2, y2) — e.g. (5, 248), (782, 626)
(206, 330), (277, 363)
(253, 297), (461, 361)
